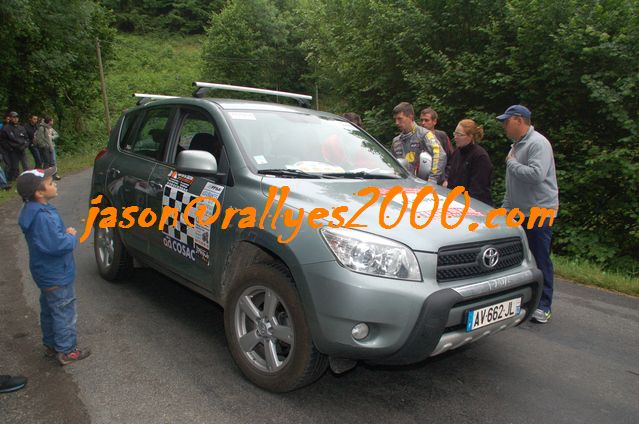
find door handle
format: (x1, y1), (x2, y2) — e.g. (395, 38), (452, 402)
(149, 181), (164, 191)
(109, 168), (121, 178)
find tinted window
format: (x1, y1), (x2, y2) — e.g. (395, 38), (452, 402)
(118, 110), (141, 151)
(122, 108), (172, 161)
(173, 109), (221, 163)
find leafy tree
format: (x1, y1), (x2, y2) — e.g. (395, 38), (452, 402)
(101, 0), (224, 34)
(0, 0), (115, 133)
(202, 0), (639, 271)
(202, 0), (310, 95)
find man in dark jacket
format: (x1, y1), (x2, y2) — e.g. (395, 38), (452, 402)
(25, 114), (43, 169)
(0, 111), (31, 181)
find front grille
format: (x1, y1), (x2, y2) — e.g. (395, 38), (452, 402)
(437, 237), (524, 282)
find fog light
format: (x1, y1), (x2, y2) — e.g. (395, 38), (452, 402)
(351, 323), (369, 340)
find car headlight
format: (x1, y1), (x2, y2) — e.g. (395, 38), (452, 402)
(320, 227), (421, 281)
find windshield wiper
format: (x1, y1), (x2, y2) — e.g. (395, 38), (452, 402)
(258, 168), (322, 179)
(320, 171), (402, 179)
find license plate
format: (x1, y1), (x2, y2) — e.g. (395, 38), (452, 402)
(466, 298), (522, 332)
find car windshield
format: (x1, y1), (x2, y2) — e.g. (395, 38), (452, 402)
(226, 110), (406, 178)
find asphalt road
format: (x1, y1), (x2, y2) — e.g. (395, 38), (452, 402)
(1, 168), (638, 424)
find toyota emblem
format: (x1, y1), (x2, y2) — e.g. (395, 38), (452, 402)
(481, 247), (499, 269)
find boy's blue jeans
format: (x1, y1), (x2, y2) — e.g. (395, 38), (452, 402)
(39, 283), (77, 354)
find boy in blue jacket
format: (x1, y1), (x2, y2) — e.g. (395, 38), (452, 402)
(17, 168), (91, 365)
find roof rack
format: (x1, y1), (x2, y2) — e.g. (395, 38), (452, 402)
(133, 93), (178, 105)
(192, 82), (313, 109)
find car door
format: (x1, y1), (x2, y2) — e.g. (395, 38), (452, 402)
(146, 106), (229, 295)
(106, 106), (175, 255)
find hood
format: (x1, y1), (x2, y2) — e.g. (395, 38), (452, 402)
(18, 201), (49, 233)
(260, 177), (523, 252)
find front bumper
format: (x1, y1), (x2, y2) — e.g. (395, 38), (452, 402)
(297, 259), (543, 365)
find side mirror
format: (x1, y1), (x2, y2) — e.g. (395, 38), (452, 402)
(176, 150), (218, 176)
(416, 151), (432, 181)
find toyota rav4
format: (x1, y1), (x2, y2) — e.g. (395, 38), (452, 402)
(90, 83), (542, 392)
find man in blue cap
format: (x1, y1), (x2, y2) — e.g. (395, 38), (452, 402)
(497, 105), (559, 324)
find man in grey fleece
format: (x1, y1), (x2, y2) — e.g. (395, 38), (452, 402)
(497, 105), (559, 324)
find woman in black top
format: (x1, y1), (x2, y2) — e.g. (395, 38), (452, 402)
(445, 119), (493, 205)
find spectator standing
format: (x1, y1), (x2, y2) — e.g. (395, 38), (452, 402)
(497, 105), (559, 324)
(0, 111), (30, 181)
(25, 114), (43, 168)
(391, 102), (446, 184)
(35, 117), (61, 179)
(420, 107), (454, 158)
(17, 168), (91, 365)
(447, 119), (493, 205)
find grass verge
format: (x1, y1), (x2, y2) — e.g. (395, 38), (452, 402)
(553, 255), (639, 297)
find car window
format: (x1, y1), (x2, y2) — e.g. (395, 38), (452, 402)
(118, 110), (142, 151)
(227, 110), (406, 176)
(123, 108), (172, 161)
(173, 109), (221, 163)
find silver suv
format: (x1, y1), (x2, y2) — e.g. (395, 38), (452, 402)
(90, 83), (542, 392)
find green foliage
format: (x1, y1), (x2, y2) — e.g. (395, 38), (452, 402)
(202, 0), (310, 95)
(0, 0), (115, 116)
(200, 0), (639, 273)
(60, 33), (205, 156)
(105, 33), (205, 114)
(101, 0), (224, 34)
(553, 254), (639, 296)
(0, 0), (115, 156)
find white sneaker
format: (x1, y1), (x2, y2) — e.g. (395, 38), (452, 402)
(532, 308), (551, 324)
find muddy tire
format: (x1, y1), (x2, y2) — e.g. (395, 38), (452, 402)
(224, 263), (328, 392)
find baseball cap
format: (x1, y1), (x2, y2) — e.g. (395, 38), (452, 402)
(16, 167), (56, 201)
(7, 111), (19, 117)
(496, 105), (531, 122)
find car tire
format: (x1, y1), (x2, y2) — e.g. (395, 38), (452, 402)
(224, 263), (328, 392)
(93, 199), (133, 281)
